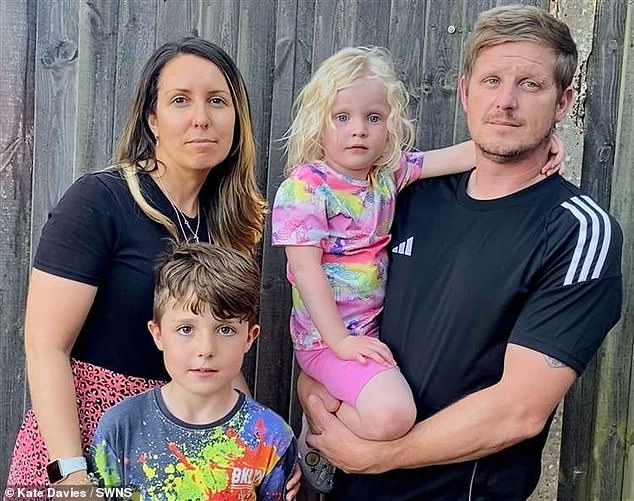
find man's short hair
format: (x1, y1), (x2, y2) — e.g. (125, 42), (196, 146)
(464, 5), (578, 97)
(153, 242), (260, 325)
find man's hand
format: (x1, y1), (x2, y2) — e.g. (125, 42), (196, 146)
(305, 395), (393, 474)
(330, 335), (396, 366)
(297, 372), (341, 433)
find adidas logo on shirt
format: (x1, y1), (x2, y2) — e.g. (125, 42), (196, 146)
(392, 236), (413, 256)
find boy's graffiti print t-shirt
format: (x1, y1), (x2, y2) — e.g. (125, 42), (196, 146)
(89, 388), (297, 500)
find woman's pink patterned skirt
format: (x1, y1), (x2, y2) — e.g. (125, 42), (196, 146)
(7, 359), (164, 485)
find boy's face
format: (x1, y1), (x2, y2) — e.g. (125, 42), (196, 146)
(148, 300), (259, 400)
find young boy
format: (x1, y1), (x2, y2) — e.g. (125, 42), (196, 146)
(89, 243), (297, 500)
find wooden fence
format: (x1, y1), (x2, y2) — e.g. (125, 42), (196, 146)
(1, 0), (632, 499)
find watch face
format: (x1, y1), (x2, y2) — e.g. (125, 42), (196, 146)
(46, 461), (63, 483)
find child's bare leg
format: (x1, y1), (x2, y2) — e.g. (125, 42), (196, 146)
(336, 367), (416, 440)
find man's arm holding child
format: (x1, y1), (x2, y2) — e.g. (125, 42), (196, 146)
(303, 343), (575, 473)
(304, 206), (622, 473)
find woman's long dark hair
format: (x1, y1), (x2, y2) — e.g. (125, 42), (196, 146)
(113, 37), (266, 255)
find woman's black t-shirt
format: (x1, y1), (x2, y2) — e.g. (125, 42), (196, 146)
(34, 170), (209, 380)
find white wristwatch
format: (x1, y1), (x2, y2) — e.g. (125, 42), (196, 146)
(46, 456), (87, 483)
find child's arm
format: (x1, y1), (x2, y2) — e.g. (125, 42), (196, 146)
(420, 136), (565, 179)
(420, 140), (475, 179)
(286, 245), (395, 366)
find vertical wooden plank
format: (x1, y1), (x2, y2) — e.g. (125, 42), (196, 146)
(284, 0), (318, 438)
(450, 0), (495, 144)
(387, 0), (428, 125)
(254, 1), (320, 497)
(550, 0), (596, 187)
(199, 0), (240, 58)
(415, 0), (465, 150)
(350, 0), (391, 47)
(112, 0), (157, 152)
(257, 0), (301, 420)
(234, 0), (279, 407)
(312, 0), (346, 66)
(31, 0), (80, 249)
(618, 4), (634, 499)
(256, 0), (301, 430)
(559, 1), (629, 500)
(75, 0), (119, 175)
(264, 8), (321, 500)
(235, 0), (277, 196)
(0, 0), (36, 483)
(156, 0), (198, 45)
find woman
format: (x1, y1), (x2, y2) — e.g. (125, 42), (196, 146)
(8, 38), (270, 487)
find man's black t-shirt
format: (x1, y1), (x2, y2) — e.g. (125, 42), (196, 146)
(332, 172), (622, 501)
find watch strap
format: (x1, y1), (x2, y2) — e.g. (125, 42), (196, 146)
(59, 456), (87, 476)
(47, 456), (87, 483)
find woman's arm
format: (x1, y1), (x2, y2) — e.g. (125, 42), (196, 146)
(25, 269), (97, 484)
(285, 246), (394, 365)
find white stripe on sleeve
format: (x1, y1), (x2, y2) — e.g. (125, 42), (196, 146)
(561, 201), (588, 286)
(570, 196), (600, 282)
(581, 195), (612, 279)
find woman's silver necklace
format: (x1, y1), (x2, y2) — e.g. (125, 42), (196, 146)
(156, 175), (200, 243)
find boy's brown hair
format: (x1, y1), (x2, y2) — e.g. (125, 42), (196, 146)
(153, 242), (260, 325)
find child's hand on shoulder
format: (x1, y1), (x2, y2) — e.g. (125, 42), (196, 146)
(332, 335), (396, 366)
(542, 134), (566, 176)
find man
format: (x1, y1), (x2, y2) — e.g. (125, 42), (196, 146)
(299, 5), (623, 500)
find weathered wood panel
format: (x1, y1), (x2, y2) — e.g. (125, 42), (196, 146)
(551, 0), (595, 187)
(0, 0), (36, 484)
(559, 1), (630, 500)
(258, 0), (313, 434)
(285, 0), (318, 436)
(156, 0), (199, 44)
(199, 0), (240, 58)
(415, 0), (464, 149)
(349, 0), (391, 47)
(312, 0), (344, 66)
(31, 0), (80, 247)
(234, 0), (280, 401)
(451, 0), (495, 144)
(387, 0), (428, 124)
(111, 0), (157, 151)
(75, 0), (119, 175)
(256, 0), (302, 417)
(612, 2), (634, 499)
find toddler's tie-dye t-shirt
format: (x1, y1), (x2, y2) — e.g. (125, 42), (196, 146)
(272, 152), (424, 350)
(89, 388), (296, 500)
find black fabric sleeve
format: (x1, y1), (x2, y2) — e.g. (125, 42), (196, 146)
(34, 174), (119, 286)
(509, 202), (623, 374)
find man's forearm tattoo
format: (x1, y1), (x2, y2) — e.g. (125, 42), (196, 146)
(544, 355), (567, 368)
